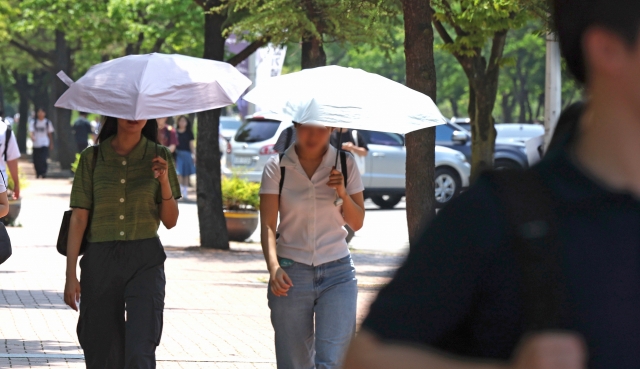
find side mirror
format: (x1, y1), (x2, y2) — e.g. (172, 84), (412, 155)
(451, 130), (469, 144)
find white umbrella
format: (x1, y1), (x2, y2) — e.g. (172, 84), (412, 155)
(243, 65), (447, 134)
(55, 53), (252, 120)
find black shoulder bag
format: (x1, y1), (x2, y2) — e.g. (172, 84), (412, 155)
(0, 170), (12, 265)
(57, 146), (99, 256)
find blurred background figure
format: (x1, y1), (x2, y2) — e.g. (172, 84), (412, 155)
(175, 115), (196, 199)
(157, 117), (178, 153)
(28, 107), (54, 179)
(72, 112), (93, 153)
(0, 109), (20, 199)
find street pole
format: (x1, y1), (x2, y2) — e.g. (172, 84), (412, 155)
(544, 33), (562, 152)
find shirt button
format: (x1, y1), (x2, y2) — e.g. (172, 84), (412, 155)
(119, 215), (124, 220)
(122, 160), (127, 165)
(121, 179), (125, 184)
(120, 198), (124, 203)
(120, 231), (124, 236)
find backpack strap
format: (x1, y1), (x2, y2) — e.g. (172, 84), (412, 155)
(278, 153), (286, 196)
(4, 123), (11, 162)
(486, 170), (567, 332)
(340, 150), (348, 187)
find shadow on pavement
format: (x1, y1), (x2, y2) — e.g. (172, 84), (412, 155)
(0, 289), (67, 309)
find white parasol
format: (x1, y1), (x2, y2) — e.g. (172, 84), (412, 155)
(242, 65), (447, 134)
(55, 53), (252, 120)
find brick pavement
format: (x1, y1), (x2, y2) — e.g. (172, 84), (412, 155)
(0, 161), (406, 368)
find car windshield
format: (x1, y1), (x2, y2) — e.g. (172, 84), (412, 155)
(220, 117), (242, 130)
(235, 119), (281, 143)
(367, 131), (404, 146)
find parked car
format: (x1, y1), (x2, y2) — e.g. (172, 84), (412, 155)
(226, 114), (471, 209)
(226, 112), (293, 182)
(219, 116), (243, 141)
(361, 131), (470, 209)
(437, 120), (530, 170)
(450, 117), (545, 144)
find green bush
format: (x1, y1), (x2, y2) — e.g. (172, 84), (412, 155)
(221, 174), (260, 211)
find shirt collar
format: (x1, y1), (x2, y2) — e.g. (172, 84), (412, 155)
(281, 144), (338, 169)
(101, 135), (154, 160)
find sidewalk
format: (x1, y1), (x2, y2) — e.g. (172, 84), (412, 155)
(0, 161), (406, 368)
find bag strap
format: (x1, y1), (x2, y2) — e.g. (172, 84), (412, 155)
(340, 150), (348, 187)
(487, 170), (567, 332)
(284, 127), (293, 150)
(4, 123), (11, 162)
(278, 153), (286, 196)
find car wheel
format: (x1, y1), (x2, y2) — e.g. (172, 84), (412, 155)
(435, 167), (461, 208)
(494, 159), (522, 170)
(371, 194), (403, 209)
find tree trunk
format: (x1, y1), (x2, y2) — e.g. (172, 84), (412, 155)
(402, 0), (437, 246)
(197, 0), (229, 250)
(501, 92), (514, 124)
(301, 35), (326, 69)
(53, 30), (75, 171)
(450, 98), (459, 118)
(13, 73), (30, 153)
(470, 85), (497, 180)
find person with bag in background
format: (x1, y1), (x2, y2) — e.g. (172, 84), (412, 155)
(260, 122), (365, 369)
(29, 107), (55, 178)
(344, 0), (640, 368)
(157, 117), (178, 154)
(0, 108), (21, 200)
(63, 117), (180, 368)
(175, 115), (196, 199)
(0, 167), (12, 265)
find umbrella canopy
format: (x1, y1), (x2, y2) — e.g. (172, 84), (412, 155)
(243, 65), (446, 134)
(55, 53), (252, 120)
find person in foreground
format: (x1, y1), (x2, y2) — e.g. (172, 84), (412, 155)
(344, 0), (640, 368)
(259, 122), (365, 368)
(64, 117), (180, 368)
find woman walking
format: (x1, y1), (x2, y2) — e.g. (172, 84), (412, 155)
(259, 122), (366, 369)
(63, 117), (180, 368)
(175, 116), (196, 199)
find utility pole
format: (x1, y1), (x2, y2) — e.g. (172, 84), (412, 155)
(544, 33), (562, 152)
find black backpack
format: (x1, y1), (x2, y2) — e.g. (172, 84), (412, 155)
(278, 151), (349, 196)
(485, 169), (568, 332)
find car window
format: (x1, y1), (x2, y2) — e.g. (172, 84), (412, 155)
(435, 125), (456, 141)
(235, 120), (281, 143)
(220, 117), (242, 130)
(368, 131), (404, 146)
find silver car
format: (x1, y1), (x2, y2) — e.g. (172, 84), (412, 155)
(226, 114), (471, 209)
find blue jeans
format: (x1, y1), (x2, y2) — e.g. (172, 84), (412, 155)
(268, 255), (357, 369)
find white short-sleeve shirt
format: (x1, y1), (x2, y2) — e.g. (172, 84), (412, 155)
(260, 145), (365, 266)
(0, 122), (20, 182)
(29, 119), (54, 148)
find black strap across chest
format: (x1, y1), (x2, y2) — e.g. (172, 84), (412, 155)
(278, 151), (348, 196)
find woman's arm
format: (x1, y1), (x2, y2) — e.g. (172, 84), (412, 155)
(189, 140), (196, 162)
(0, 191), (9, 218)
(153, 156), (179, 229)
(64, 208), (89, 311)
(260, 194), (292, 296)
(327, 169), (365, 231)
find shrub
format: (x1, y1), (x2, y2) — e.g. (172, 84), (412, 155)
(221, 174), (260, 211)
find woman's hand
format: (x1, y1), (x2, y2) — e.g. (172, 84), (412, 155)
(270, 267), (293, 297)
(64, 276), (81, 311)
(327, 167), (347, 198)
(152, 156), (169, 183)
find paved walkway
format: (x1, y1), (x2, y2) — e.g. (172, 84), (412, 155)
(0, 161), (406, 368)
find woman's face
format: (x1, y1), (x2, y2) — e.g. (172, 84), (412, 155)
(157, 117), (167, 129)
(178, 117), (188, 129)
(295, 124), (332, 154)
(117, 118), (148, 136)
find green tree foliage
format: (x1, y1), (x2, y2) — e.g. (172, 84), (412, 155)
(431, 0), (535, 179)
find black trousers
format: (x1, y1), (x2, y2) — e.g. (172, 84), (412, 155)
(32, 146), (49, 177)
(76, 141), (89, 153)
(78, 238), (166, 369)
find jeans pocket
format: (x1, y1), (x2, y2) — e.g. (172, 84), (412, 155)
(153, 296), (164, 346)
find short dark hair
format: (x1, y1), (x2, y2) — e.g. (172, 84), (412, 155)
(79, 112), (89, 116)
(554, 0), (640, 84)
(36, 107), (46, 113)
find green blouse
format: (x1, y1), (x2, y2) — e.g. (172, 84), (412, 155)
(70, 136), (181, 243)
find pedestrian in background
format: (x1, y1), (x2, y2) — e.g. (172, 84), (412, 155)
(175, 115), (195, 199)
(64, 117), (180, 368)
(259, 122), (365, 368)
(0, 109), (21, 199)
(72, 112), (93, 153)
(28, 107), (54, 178)
(344, 0), (640, 368)
(157, 117), (178, 153)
